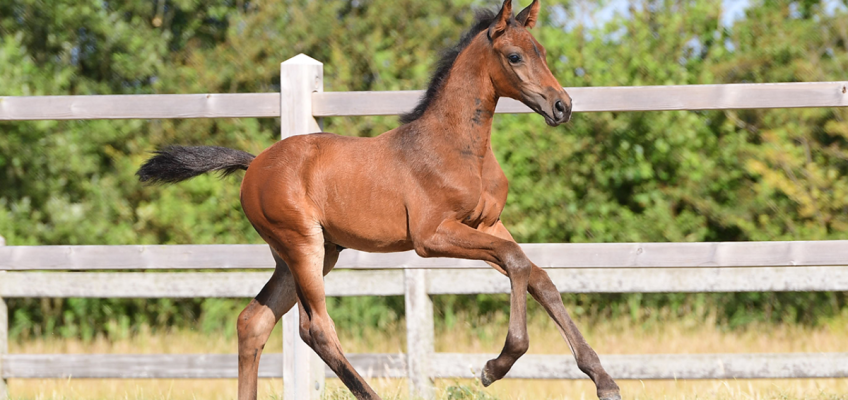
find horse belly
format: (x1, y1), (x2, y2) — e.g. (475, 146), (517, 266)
(319, 189), (412, 253)
(311, 147), (413, 252)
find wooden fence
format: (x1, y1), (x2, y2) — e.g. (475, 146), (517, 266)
(1, 54), (848, 400)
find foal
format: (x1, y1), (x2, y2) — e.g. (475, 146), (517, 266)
(137, 1), (621, 399)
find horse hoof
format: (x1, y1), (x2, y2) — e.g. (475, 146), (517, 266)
(599, 393), (622, 400)
(480, 366), (495, 387)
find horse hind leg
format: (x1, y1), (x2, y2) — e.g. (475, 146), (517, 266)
(237, 250), (297, 400)
(276, 238), (381, 400)
(236, 244), (341, 400)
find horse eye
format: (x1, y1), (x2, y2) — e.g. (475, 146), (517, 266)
(507, 53), (522, 64)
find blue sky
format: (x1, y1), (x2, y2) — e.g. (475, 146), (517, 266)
(575, 0), (750, 28)
(560, 0), (846, 30)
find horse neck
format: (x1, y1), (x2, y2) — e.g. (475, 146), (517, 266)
(414, 42), (499, 157)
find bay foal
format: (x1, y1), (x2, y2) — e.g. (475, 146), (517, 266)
(137, 1), (621, 399)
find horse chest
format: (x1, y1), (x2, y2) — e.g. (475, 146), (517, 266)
(460, 166), (508, 228)
(461, 193), (502, 228)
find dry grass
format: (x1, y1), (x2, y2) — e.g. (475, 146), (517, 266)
(7, 313), (848, 400)
(12, 377), (848, 400)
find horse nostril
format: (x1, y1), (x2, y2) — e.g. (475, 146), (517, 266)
(554, 100), (565, 118)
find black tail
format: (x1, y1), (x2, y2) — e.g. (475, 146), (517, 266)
(136, 146), (256, 184)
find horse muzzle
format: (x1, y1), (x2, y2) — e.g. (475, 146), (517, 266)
(551, 97), (572, 126)
(525, 90), (572, 127)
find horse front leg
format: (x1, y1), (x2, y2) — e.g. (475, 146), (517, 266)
(413, 219), (532, 386)
(528, 266), (621, 400)
(482, 221), (621, 400)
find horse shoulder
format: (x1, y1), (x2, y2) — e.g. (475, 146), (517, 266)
(482, 150), (509, 205)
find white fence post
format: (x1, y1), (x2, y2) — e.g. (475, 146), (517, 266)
(1, 235), (7, 400)
(405, 269), (435, 399)
(280, 54), (325, 400)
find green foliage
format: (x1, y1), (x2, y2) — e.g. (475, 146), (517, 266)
(2, 0), (848, 340)
(325, 296), (404, 338)
(6, 297), (250, 341)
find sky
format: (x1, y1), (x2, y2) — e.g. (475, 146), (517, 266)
(561, 0), (846, 30)
(550, 0), (751, 32)
(578, 0), (750, 28)
(595, 0), (751, 26)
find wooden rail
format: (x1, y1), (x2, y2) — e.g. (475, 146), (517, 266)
(4, 353), (848, 380)
(2, 54), (848, 400)
(5, 241), (848, 270)
(2, 82), (847, 121)
(3, 243), (848, 296)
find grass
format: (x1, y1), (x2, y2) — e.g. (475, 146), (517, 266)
(7, 312), (848, 399)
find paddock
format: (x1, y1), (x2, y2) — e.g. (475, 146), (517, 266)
(1, 55), (848, 400)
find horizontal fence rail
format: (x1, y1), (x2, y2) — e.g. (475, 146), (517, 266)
(0, 93), (280, 120)
(2, 82), (847, 121)
(4, 266), (848, 298)
(3, 241), (848, 271)
(313, 82), (848, 116)
(4, 353), (848, 380)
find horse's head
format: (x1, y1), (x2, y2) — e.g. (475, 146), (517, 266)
(486, 0), (572, 126)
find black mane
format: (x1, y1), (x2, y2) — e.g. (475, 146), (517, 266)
(399, 9), (498, 124)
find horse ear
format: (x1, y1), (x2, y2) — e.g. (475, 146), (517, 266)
(488, 0), (513, 40)
(516, 0), (540, 29)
